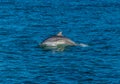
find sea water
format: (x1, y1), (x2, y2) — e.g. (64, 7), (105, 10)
(0, 0), (120, 84)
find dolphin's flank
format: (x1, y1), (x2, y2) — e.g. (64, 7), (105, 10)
(40, 32), (76, 47)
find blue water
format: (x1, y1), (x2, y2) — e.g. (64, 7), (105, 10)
(0, 0), (120, 84)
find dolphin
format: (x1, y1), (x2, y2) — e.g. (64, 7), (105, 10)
(40, 32), (77, 47)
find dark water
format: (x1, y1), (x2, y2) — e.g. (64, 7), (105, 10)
(0, 0), (120, 84)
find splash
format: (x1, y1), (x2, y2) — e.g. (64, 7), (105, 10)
(78, 43), (89, 47)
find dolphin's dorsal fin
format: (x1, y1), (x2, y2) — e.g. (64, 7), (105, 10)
(57, 32), (63, 36)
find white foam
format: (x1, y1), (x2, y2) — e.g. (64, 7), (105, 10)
(79, 43), (89, 47)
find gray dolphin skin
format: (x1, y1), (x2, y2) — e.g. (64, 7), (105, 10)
(40, 32), (76, 47)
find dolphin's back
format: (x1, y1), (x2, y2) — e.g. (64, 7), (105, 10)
(41, 36), (76, 46)
(43, 36), (63, 42)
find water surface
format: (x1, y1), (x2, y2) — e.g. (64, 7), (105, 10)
(0, 0), (120, 84)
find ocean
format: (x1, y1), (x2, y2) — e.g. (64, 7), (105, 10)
(0, 0), (120, 84)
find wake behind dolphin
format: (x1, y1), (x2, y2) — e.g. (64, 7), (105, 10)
(40, 32), (88, 51)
